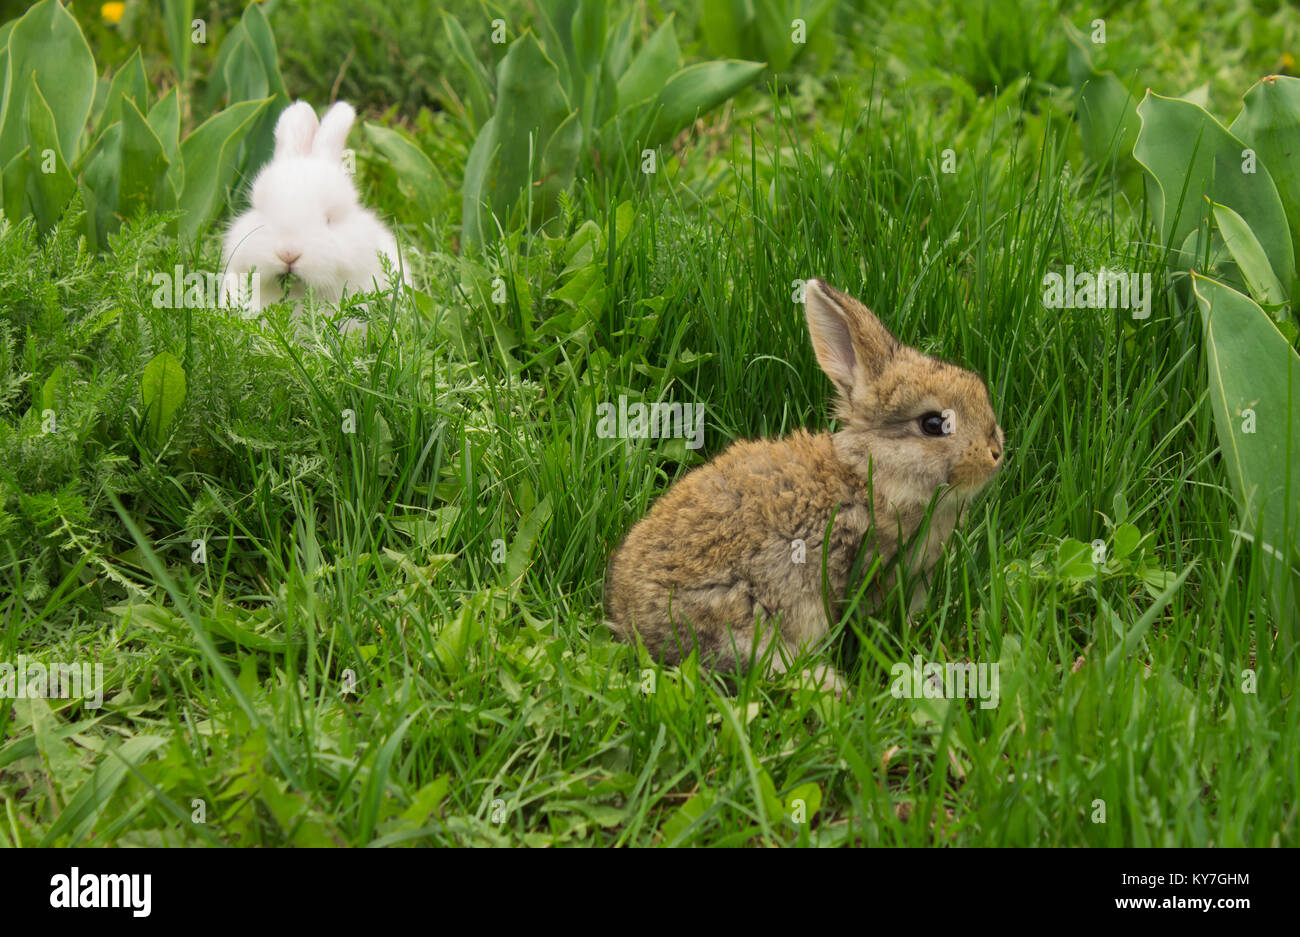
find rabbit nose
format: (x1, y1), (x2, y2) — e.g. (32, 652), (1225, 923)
(276, 249), (302, 267)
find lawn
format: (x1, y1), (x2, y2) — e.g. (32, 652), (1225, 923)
(1, 0), (1298, 847)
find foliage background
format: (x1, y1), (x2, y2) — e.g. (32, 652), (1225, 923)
(0, 0), (1297, 846)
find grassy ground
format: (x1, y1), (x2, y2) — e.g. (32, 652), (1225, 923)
(1, 0), (1298, 846)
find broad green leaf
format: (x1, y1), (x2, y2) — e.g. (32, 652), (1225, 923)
(536, 0), (581, 96)
(1183, 83), (1211, 109)
(38, 735), (167, 847)
(493, 34), (574, 186)
(147, 86), (180, 164)
(701, 0), (744, 59)
(570, 0), (606, 143)
(549, 255), (605, 326)
(1112, 522), (1141, 560)
(644, 60), (765, 149)
(571, 0), (607, 77)
(222, 33), (268, 106)
(24, 78), (76, 231)
(238, 3), (288, 102)
(1056, 538), (1092, 571)
(0, 0), (96, 164)
(140, 351), (187, 444)
(363, 121), (442, 217)
(27, 695), (88, 796)
(785, 781), (823, 824)
(1134, 91), (1294, 292)
(537, 110), (582, 230)
(40, 364), (64, 414)
(203, 3), (284, 111)
(755, 765), (783, 823)
(1138, 566), (1177, 598)
(1229, 76), (1300, 284)
(1065, 22), (1140, 168)
(1178, 224), (1232, 278)
(598, 6), (638, 126)
(1212, 201), (1287, 306)
(401, 776), (452, 825)
(219, 5), (289, 181)
(118, 98), (168, 222)
(602, 6), (637, 80)
(776, 0), (836, 69)
(148, 87), (182, 208)
(95, 47), (148, 137)
(176, 98), (270, 241)
(1193, 273), (1300, 638)
(460, 115), (497, 249)
(442, 15), (494, 131)
(660, 787), (716, 844)
(755, 0), (792, 71)
(616, 16), (683, 111)
(1075, 74), (1140, 167)
(432, 592), (485, 674)
(162, 0), (195, 82)
(1, 147), (30, 223)
(464, 35), (574, 248)
(504, 494), (553, 598)
(78, 122), (121, 248)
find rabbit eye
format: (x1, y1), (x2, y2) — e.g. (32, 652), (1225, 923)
(919, 412), (948, 437)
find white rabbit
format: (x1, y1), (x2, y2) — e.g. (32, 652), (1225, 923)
(221, 100), (406, 314)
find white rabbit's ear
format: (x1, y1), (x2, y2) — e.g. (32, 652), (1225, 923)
(274, 101), (319, 159)
(313, 102), (356, 161)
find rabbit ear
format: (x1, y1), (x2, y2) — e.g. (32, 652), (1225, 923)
(804, 279), (898, 398)
(313, 101), (356, 161)
(274, 101), (320, 159)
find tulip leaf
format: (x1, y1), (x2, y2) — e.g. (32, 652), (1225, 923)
(1, 148), (30, 224)
(1228, 75), (1300, 285)
(24, 77), (76, 232)
(644, 60), (766, 149)
(96, 47), (149, 137)
(363, 121), (443, 218)
(141, 351), (187, 445)
(462, 34), (574, 249)
(176, 98), (271, 242)
(1134, 91), (1294, 292)
(161, 0), (195, 83)
(1192, 273), (1300, 640)
(616, 16), (682, 111)
(1065, 21), (1141, 168)
(0, 0), (96, 164)
(442, 14), (494, 131)
(118, 98), (169, 223)
(1212, 201), (1288, 306)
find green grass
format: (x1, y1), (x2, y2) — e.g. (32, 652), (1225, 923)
(1, 0), (1297, 846)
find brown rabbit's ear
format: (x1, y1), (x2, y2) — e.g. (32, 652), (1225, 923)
(804, 279), (898, 397)
(274, 101), (319, 159)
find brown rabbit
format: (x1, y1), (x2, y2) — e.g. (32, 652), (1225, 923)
(604, 279), (1005, 693)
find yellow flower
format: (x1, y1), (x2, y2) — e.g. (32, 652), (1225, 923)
(101, 2), (125, 24)
(1281, 52), (1296, 70)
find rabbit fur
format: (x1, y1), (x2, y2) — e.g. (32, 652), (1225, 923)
(604, 279), (1005, 693)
